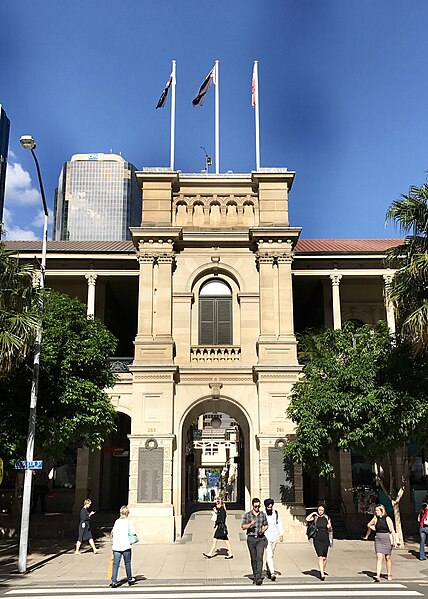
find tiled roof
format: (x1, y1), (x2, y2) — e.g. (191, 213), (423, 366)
(294, 239), (403, 254)
(3, 240), (135, 253)
(3, 238), (404, 255)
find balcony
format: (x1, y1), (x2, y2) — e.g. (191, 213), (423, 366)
(190, 346), (241, 362)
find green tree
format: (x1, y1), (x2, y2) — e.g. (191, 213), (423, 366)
(283, 321), (428, 543)
(0, 292), (118, 462)
(386, 181), (428, 351)
(0, 240), (39, 372)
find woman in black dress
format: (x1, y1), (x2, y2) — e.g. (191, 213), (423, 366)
(306, 503), (332, 580)
(75, 498), (98, 554)
(203, 496), (233, 559)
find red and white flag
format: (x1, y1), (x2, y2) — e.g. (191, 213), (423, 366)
(252, 63), (257, 108)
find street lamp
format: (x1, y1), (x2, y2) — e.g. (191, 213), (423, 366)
(18, 135), (48, 573)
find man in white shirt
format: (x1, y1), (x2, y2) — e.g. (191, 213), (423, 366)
(263, 498), (284, 581)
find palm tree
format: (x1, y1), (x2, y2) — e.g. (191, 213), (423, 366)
(0, 239), (39, 372)
(386, 182), (428, 351)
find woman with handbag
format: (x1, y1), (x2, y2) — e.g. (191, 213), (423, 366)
(109, 505), (138, 588)
(366, 504), (397, 582)
(203, 496), (233, 559)
(306, 503), (333, 581)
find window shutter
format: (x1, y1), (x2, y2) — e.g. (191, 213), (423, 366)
(216, 298), (232, 344)
(199, 298), (215, 344)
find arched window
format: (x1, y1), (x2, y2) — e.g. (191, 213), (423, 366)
(199, 280), (232, 344)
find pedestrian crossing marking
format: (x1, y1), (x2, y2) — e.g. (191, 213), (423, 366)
(4, 583), (411, 593)
(4, 585), (423, 598)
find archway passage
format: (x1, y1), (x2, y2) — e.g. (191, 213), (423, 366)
(180, 397), (251, 528)
(100, 412), (131, 510)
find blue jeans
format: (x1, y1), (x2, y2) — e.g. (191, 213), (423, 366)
(112, 548), (132, 583)
(419, 527), (428, 560)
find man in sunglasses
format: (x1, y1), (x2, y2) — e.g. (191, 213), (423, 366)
(241, 497), (269, 585)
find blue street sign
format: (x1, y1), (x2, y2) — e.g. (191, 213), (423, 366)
(14, 460), (43, 470)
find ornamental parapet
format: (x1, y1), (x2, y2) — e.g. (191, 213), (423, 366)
(190, 346), (241, 362)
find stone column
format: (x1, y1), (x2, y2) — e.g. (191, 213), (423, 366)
(73, 447), (90, 515)
(277, 242), (295, 338)
(383, 273), (396, 335)
(155, 251), (174, 341)
(338, 450), (355, 512)
(330, 273), (343, 329)
(257, 252), (276, 340)
(136, 252), (155, 339)
(85, 273), (98, 318)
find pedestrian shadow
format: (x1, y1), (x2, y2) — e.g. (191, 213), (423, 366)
(360, 569), (378, 579)
(302, 569), (321, 579)
(116, 575), (147, 586)
(407, 550), (420, 559)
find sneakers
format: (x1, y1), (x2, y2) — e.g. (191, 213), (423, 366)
(109, 582), (119, 588)
(270, 574), (276, 581)
(128, 579), (137, 586)
(255, 579), (263, 585)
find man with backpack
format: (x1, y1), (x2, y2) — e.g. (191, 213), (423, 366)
(263, 498), (284, 581)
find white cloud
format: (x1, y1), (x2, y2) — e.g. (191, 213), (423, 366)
(5, 161), (41, 206)
(2, 206), (40, 241)
(31, 209), (53, 228)
(6, 227), (38, 241)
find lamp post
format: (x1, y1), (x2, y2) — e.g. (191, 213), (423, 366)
(18, 135), (48, 573)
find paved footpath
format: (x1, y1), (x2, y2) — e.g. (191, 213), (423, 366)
(1, 536), (427, 587)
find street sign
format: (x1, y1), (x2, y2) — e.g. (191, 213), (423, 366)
(14, 460), (43, 470)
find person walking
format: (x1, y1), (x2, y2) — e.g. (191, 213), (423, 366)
(242, 497), (268, 585)
(263, 498), (283, 581)
(75, 498), (98, 554)
(110, 505), (138, 588)
(203, 496), (233, 559)
(418, 503), (428, 560)
(306, 503), (333, 581)
(366, 504), (397, 582)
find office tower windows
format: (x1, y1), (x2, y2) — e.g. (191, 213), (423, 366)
(54, 153), (141, 240)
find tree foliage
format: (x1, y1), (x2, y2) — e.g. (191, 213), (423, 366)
(0, 242), (39, 372)
(386, 182), (428, 351)
(0, 291), (118, 462)
(284, 322), (428, 474)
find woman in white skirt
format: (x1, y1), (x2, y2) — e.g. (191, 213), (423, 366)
(366, 504), (397, 582)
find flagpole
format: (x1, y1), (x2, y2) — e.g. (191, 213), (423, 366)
(214, 60), (219, 174)
(254, 60), (260, 171)
(170, 60), (176, 171)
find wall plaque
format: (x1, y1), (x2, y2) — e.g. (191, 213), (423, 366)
(137, 447), (164, 503)
(269, 447), (295, 503)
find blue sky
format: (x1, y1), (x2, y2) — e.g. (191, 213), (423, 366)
(2, 0), (428, 240)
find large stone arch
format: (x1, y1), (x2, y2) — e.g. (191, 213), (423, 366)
(172, 394), (254, 537)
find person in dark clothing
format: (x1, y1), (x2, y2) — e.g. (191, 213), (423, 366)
(31, 469), (49, 514)
(241, 497), (268, 585)
(306, 503), (333, 581)
(75, 498), (98, 554)
(203, 496), (233, 559)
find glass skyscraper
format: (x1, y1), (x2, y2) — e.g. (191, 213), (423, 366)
(53, 153), (141, 241)
(0, 105), (10, 236)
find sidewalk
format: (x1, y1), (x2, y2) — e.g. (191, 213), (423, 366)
(1, 536), (427, 586)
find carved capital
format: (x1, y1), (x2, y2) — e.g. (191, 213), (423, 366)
(383, 273), (394, 286)
(85, 273), (98, 286)
(256, 252), (275, 265)
(136, 252), (156, 265)
(330, 273), (342, 286)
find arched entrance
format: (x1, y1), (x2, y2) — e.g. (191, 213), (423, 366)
(176, 396), (252, 536)
(100, 411), (131, 510)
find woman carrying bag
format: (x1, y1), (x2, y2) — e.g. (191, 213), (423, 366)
(306, 503), (333, 581)
(203, 496), (233, 559)
(109, 505), (139, 588)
